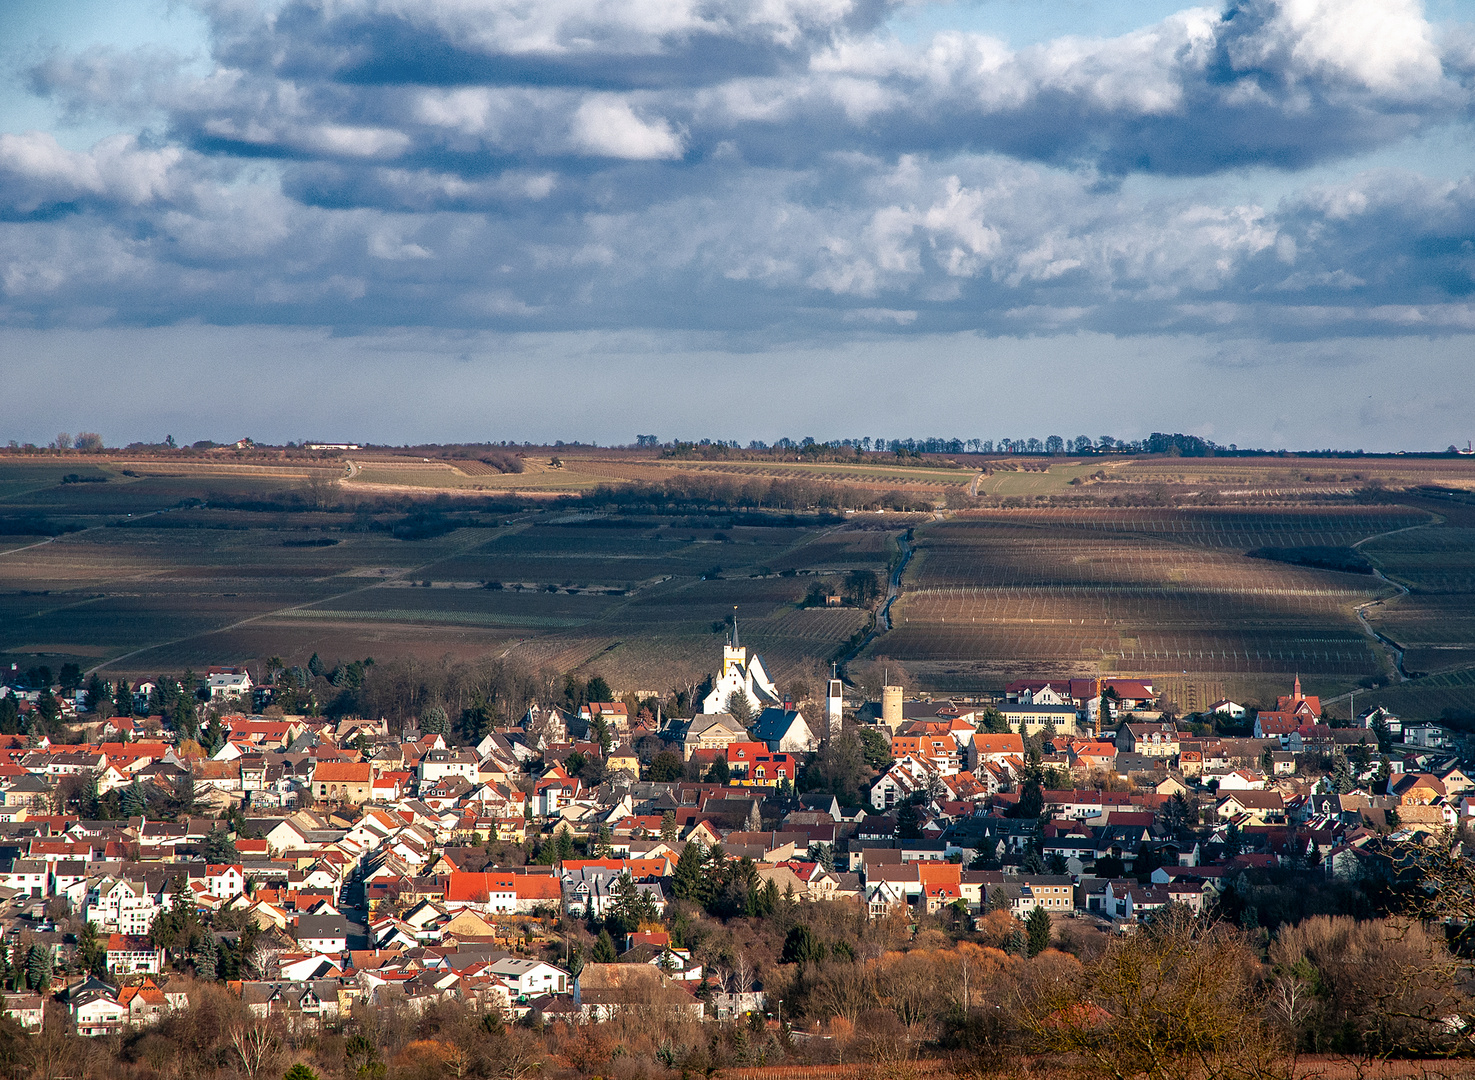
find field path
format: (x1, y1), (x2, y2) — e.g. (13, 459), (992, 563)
(1349, 511), (1445, 682)
(0, 504), (175, 560)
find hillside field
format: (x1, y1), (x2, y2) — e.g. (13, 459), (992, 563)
(0, 449), (1472, 717)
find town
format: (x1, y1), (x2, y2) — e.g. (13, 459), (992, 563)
(0, 625), (1463, 1078)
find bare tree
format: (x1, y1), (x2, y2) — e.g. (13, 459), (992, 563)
(1019, 908), (1290, 1080)
(228, 1015), (278, 1080)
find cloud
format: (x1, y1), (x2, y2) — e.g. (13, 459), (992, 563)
(0, 0), (1473, 350)
(0, 131), (185, 215)
(570, 97), (687, 159)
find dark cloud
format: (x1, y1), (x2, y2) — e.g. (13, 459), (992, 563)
(2, 0), (1474, 349)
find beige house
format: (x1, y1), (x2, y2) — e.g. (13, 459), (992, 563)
(312, 762), (373, 804)
(682, 713), (749, 760)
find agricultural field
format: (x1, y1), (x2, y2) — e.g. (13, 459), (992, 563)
(866, 502), (1475, 714)
(1, 449), (1473, 716)
(0, 458), (892, 693)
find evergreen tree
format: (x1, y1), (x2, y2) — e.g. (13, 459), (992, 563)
(724, 691), (754, 726)
(673, 841), (704, 902)
(592, 929), (618, 964)
(556, 829), (574, 863)
(897, 802), (922, 839)
(593, 825), (612, 858)
(660, 810), (678, 842)
(307, 653), (325, 678)
(206, 828), (239, 865)
(25, 945), (50, 993)
(172, 694), (199, 742)
(84, 674), (111, 717)
(194, 932), (219, 980)
(122, 780), (147, 818)
(284, 1065), (322, 1080)
(419, 704), (449, 735)
(781, 925), (827, 966)
(33, 690), (60, 731)
(201, 716), (225, 757)
(705, 757), (730, 785)
(77, 922), (107, 979)
(1027, 905), (1052, 956)
(0, 696), (20, 736)
(114, 678), (133, 718)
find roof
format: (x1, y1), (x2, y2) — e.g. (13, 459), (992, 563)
(312, 762), (372, 783)
(446, 871), (561, 902)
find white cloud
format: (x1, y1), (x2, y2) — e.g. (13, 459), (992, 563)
(570, 97), (686, 159)
(0, 132), (184, 211)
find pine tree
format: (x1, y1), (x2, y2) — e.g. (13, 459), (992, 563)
(673, 841), (704, 902)
(194, 932), (219, 980)
(123, 780), (147, 818)
(1026, 905), (1052, 957)
(114, 678), (133, 718)
(420, 705), (449, 735)
(556, 829), (574, 863)
(284, 1065), (322, 1080)
(26, 945), (50, 993)
(660, 810), (677, 842)
(592, 929), (618, 964)
(205, 828), (239, 865)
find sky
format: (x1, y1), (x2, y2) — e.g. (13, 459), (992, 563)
(1, 0), (1474, 450)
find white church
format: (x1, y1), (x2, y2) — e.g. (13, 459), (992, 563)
(701, 619), (782, 716)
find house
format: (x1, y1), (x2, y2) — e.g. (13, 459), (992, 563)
(1208, 699), (1246, 719)
(106, 934), (163, 975)
(418, 750), (480, 784)
(751, 706), (818, 754)
(1000, 704), (1078, 736)
(295, 914), (350, 953)
(1, 992), (44, 1031)
(206, 666), (253, 699)
(85, 877), (160, 936)
(72, 982), (127, 1036)
(487, 957), (568, 999)
(207, 864), (246, 899)
(681, 714), (750, 761)
(1117, 723), (1179, 758)
(969, 733), (1025, 771)
(312, 762), (373, 804)
(1216, 790), (1285, 824)
(445, 871), (562, 915)
(118, 978), (183, 1027)
(1217, 769), (1267, 792)
(573, 964), (704, 1023)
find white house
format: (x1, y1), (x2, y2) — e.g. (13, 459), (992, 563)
(1208, 699), (1246, 720)
(206, 666), (253, 699)
(85, 877), (160, 936)
(418, 750), (480, 784)
(488, 957), (568, 999)
(295, 915), (349, 953)
(206, 864), (245, 899)
(751, 706), (818, 754)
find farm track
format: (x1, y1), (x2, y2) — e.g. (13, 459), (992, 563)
(1350, 512), (1447, 681)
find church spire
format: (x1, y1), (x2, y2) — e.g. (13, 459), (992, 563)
(730, 606), (739, 648)
(1294, 672), (1302, 700)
